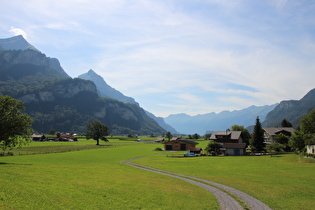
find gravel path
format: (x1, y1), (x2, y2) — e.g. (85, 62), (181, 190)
(122, 155), (272, 210)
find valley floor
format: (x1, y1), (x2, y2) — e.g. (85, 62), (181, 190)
(1, 139), (314, 209)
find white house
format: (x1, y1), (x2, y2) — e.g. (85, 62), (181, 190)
(306, 145), (315, 154)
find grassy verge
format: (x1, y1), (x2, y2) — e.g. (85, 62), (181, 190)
(134, 153), (315, 210)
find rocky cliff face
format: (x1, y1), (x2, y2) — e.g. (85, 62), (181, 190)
(0, 35), (167, 135)
(18, 79), (97, 103)
(0, 50), (70, 80)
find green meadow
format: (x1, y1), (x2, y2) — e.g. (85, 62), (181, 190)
(1, 138), (314, 209)
(0, 139), (217, 210)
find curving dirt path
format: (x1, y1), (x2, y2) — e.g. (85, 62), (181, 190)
(122, 155), (272, 210)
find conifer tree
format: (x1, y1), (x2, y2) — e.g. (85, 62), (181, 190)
(250, 116), (265, 152)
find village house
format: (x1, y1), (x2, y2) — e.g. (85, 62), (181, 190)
(163, 139), (201, 153)
(306, 145), (315, 155)
(32, 134), (45, 141)
(263, 127), (295, 143)
(210, 131), (246, 156)
(155, 138), (165, 143)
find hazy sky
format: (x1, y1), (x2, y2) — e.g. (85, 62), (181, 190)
(1, 0), (315, 117)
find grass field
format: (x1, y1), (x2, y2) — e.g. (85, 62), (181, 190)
(1, 138), (314, 209)
(134, 150), (315, 210)
(0, 140), (217, 209)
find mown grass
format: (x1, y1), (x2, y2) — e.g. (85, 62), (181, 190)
(0, 142), (218, 209)
(8, 137), (139, 156)
(135, 152), (315, 210)
(2, 138), (314, 209)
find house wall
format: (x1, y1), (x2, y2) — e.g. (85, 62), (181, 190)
(225, 148), (244, 156)
(306, 145), (315, 154)
(164, 141), (196, 151)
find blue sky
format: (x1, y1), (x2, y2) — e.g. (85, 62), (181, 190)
(1, 0), (315, 117)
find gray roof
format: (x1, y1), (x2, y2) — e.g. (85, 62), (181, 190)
(164, 139), (199, 144)
(263, 127), (295, 136)
(210, 131), (242, 140)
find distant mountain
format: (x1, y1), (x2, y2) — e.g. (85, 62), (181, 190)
(78, 69), (178, 133)
(78, 69), (137, 104)
(164, 104), (277, 135)
(0, 36), (166, 135)
(0, 35), (69, 82)
(263, 88), (315, 127)
(0, 35), (39, 51)
(145, 111), (178, 134)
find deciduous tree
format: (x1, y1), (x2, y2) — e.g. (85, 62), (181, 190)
(86, 121), (109, 145)
(205, 141), (222, 156)
(0, 95), (33, 153)
(231, 125), (251, 144)
(165, 131), (172, 141)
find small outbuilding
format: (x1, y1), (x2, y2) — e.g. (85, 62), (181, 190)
(163, 139), (199, 151)
(306, 145), (315, 154)
(155, 138), (165, 143)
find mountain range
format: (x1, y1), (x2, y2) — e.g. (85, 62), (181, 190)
(164, 104), (277, 134)
(77, 69), (178, 134)
(1, 35), (315, 135)
(0, 35), (166, 135)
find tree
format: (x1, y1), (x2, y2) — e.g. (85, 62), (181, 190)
(289, 129), (309, 153)
(205, 141), (222, 156)
(86, 121), (109, 145)
(281, 119), (292, 127)
(250, 117), (265, 152)
(49, 129), (56, 135)
(274, 133), (289, 144)
(230, 125), (251, 144)
(204, 133), (211, 140)
(299, 109), (315, 134)
(0, 95), (33, 153)
(165, 131), (172, 141)
(265, 143), (285, 155)
(192, 133), (200, 139)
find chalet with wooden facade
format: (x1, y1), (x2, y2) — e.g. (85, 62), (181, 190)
(210, 131), (246, 156)
(163, 139), (200, 152)
(263, 127), (295, 143)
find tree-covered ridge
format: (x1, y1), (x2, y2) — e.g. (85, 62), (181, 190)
(12, 78), (166, 135)
(0, 44), (166, 135)
(263, 88), (315, 127)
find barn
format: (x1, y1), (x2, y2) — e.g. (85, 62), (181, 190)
(163, 139), (199, 151)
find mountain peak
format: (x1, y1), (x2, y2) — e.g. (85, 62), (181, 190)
(78, 70), (138, 105)
(87, 69), (97, 75)
(0, 35), (39, 52)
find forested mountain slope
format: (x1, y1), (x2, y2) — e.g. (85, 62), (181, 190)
(262, 88), (315, 127)
(0, 36), (166, 135)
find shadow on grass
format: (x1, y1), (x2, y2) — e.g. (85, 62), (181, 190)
(0, 162), (32, 165)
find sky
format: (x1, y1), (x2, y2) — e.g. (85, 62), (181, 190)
(1, 0), (315, 117)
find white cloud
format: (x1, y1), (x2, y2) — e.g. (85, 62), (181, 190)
(9, 27), (27, 38)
